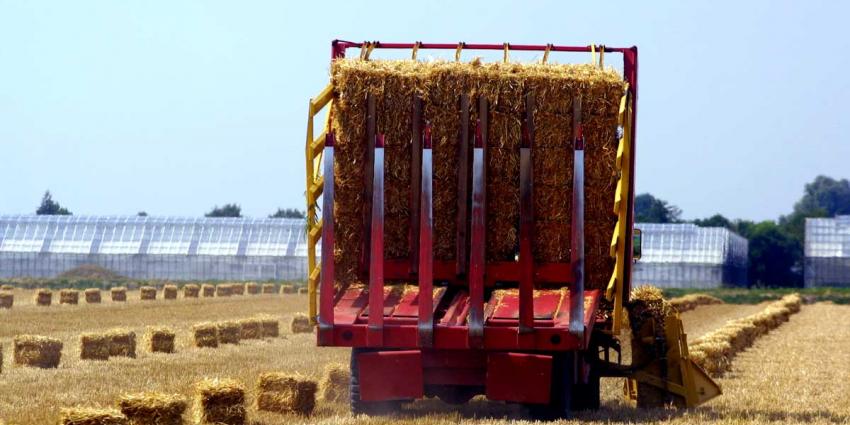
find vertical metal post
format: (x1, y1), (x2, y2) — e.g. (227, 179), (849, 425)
(410, 97), (423, 275)
(469, 97), (488, 348)
(518, 92), (535, 343)
(418, 124), (434, 348)
(570, 97), (585, 341)
(360, 94), (376, 277)
(318, 131), (336, 346)
(456, 95), (471, 277)
(368, 133), (385, 347)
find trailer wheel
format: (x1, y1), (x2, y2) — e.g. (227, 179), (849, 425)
(427, 385), (479, 405)
(527, 353), (575, 420)
(349, 348), (403, 415)
(571, 361), (600, 411)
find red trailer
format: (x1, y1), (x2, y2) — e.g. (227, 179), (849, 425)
(304, 40), (719, 418)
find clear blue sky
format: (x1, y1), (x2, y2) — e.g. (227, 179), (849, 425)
(1, 1), (848, 221)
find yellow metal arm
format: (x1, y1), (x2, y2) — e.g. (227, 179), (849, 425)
(306, 83), (333, 324)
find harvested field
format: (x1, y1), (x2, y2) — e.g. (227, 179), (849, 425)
(1, 288), (847, 425)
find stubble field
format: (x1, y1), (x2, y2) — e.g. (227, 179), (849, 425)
(0, 288), (848, 424)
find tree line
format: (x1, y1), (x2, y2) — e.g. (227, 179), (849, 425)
(636, 175), (850, 287)
(34, 191), (306, 219)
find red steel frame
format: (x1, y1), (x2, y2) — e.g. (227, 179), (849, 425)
(319, 41), (638, 356)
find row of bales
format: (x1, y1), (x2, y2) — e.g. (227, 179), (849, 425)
(58, 364), (349, 424)
(0, 314), (312, 371)
(0, 282), (307, 309)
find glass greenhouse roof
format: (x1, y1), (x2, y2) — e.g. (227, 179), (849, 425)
(805, 216), (850, 258)
(636, 223), (748, 266)
(0, 215), (307, 257)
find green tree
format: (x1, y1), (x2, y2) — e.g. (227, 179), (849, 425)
(780, 175), (850, 243)
(269, 208), (305, 219)
(693, 214), (733, 229)
(742, 221), (798, 287)
(137, 211), (148, 217)
(634, 193), (681, 223)
(35, 191), (71, 215)
(205, 204), (242, 218)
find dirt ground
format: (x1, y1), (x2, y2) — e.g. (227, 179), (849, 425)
(0, 290), (846, 424)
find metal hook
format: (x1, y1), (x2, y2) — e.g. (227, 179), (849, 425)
(412, 41), (421, 60)
(503, 43), (510, 64)
(542, 44), (552, 64)
(455, 42), (464, 62)
(599, 44), (605, 69)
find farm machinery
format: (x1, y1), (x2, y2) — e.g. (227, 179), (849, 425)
(305, 40), (720, 417)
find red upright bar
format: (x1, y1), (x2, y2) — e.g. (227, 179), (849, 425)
(518, 92), (536, 345)
(469, 98), (488, 348)
(418, 124), (434, 347)
(368, 133), (386, 346)
(318, 131), (336, 346)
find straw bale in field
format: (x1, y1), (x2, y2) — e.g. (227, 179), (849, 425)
(118, 392), (187, 425)
(146, 327), (176, 353)
(298, 287), (309, 295)
(107, 329), (136, 358)
(0, 284), (13, 291)
(238, 319), (262, 340)
(60, 289), (80, 305)
(34, 289), (52, 306)
(331, 59), (624, 291)
(80, 333), (110, 361)
(669, 293), (723, 313)
(14, 335), (62, 368)
(217, 321), (240, 344)
(193, 378), (246, 425)
(319, 363), (350, 403)
(193, 323), (219, 348)
(280, 284), (295, 294)
(290, 313), (313, 334)
(163, 285), (178, 300)
(246, 282), (260, 295)
(261, 284), (276, 294)
(59, 407), (127, 425)
(140, 286), (157, 301)
(201, 284), (215, 298)
(85, 288), (102, 304)
(256, 372), (317, 416)
(0, 292), (12, 309)
(258, 316), (279, 338)
(215, 284), (232, 297)
(231, 283), (244, 295)
(183, 283), (200, 298)
(111, 287), (127, 302)
(627, 285), (673, 334)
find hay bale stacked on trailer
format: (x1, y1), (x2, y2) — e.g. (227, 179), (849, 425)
(118, 392), (187, 425)
(110, 287), (127, 302)
(193, 378), (246, 425)
(14, 335), (63, 368)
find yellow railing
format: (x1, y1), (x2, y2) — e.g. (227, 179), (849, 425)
(306, 83), (334, 324)
(606, 88), (632, 334)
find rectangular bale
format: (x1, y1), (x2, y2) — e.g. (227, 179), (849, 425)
(183, 284), (200, 298)
(297, 287), (308, 295)
(163, 285), (178, 300)
(238, 319), (262, 340)
(192, 323), (218, 348)
(80, 333), (111, 361)
(0, 292), (12, 309)
(231, 283), (244, 295)
(59, 407), (127, 425)
(194, 378), (246, 425)
(290, 313), (313, 334)
(106, 329), (137, 358)
(118, 392), (187, 425)
(14, 335), (62, 368)
(140, 286), (157, 301)
(280, 284), (295, 294)
(245, 283), (260, 295)
(85, 288), (102, 304)
(60, 289), (80, 305)
(256, 373), (317, 416)
(319, 363), (350, 403)
(216, 321), (240, 345)
(34, 289), (52, 306)
(146, 327), (176, 354)
(261, 284), (276, 294)
(258, 316), (279, 338)
(201, 284), (215, 298)
(215, 284), (232, 297)
(110, 287), (127, 302)
(0, 284), (13, 291)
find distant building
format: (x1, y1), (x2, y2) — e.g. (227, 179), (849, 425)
(633, 223), (748, 289)
(805, 216), (850, 287)
(0, 215), (307, 281)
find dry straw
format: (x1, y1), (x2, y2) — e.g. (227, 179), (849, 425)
(146, 327), (176, 354)
(261, 284), (276, 294)
(80, 333), (111, 361)
(256, 372), (318, 416)
(217, 321), (240, 345)
(0, 284), (13, 290)
(60, 289), (80, 305)
(193, 378), (246, 425)
(331, 59), (624, 289)
(111, 287), (127, 302)
(215, 284), (232, 297)
(246, 282), (260, 295)
(183, 283), (200, 298)
(319, 363), (350, 403)
(0, 292), (12, 309)
(298, 287), (309, 295)
(14, 334), (62, 368)
(258, 315), (279, 338)
(201, 284), (215, 298)
(231, 283), (245, 295)
(107, 329), (136, 358)
(290, 313), (313, 334)
(85, 288), (102, 304)
(140, 286), (157, 301)
(690, 294), (802, 377)
(59, 407), (127, 425)
(34, 288), (52, 306)
(118, 392), (187, 425)
(280, 284), (295, 294)
(193, 323), (219, 348)
(238, 319), (262, 340)
(163, 285), (178, 300)
(669, 293), (723, 313)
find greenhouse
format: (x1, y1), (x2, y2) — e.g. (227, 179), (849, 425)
(805, 216), (850, 287)
(0, 215), (307, 281)
(632, 223), (749, 288)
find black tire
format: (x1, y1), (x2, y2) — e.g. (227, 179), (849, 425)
(571, 361), (601, 411)
(428, 385), (480, 405)
(349, 348), (403, 415)
(527, 352), (575, 420)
